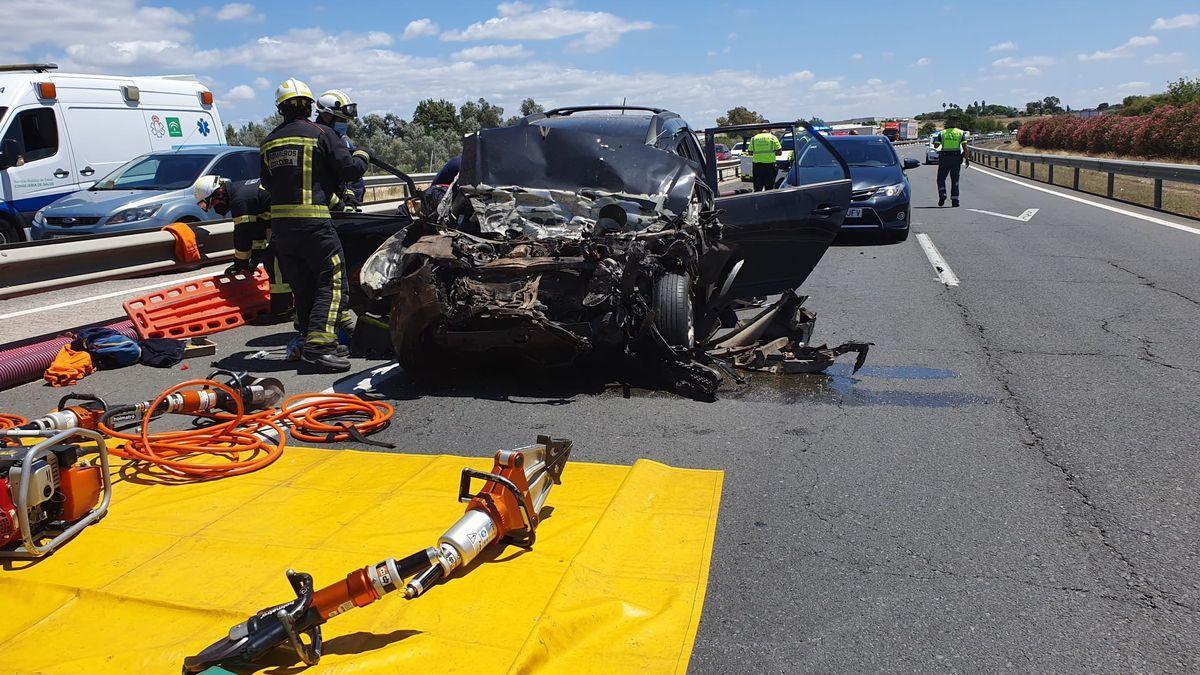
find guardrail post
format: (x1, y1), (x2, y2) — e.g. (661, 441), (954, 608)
(1107, 173), (1115, 198)
(1154, 179), (1163, 209)
(1073, 167), (1080, 190)
(1047, 164), (1054, 185)
(1016, 159), (1021, 175)
(1005, 157), (1009, 172)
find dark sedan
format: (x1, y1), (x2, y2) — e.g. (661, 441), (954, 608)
(823, 135), (918, 242)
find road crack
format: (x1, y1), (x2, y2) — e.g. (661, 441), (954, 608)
(1108, 261), (1200, 309)
(943, 287), (1196, 613)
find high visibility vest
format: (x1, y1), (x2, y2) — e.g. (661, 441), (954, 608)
(941, 128), (966, 152)
(750, 133), (782, 164)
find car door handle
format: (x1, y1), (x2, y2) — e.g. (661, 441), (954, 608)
(53, 168), (71, 178)
(813, 204), (843, 216)
(80, 166), (95, 176)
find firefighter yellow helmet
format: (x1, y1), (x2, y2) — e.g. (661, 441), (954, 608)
(274, 78), (314, 106)
(316, 89), (358, 120)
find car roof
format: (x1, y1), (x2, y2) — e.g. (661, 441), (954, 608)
(145, 145), (255, 156)
(523, 108), (686, 145)
(826, 135), (887, 141)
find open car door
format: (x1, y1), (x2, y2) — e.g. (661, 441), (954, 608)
(702, 121), (851, 299)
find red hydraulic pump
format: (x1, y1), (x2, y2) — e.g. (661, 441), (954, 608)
(182, 436), (571, 672)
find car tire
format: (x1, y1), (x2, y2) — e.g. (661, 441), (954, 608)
(0, 214), (23, 245)
(889, 227), (910, 243)
(653, 272), (695, 348)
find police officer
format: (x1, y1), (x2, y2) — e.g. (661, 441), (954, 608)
(315, 89), (366, 209)
(260, 78), (369, 372)
(193, 175), (293, 320)
(748, 129), (782, 192)
(933, 115), (970, 207)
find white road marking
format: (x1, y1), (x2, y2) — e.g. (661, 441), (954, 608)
(0, 269), (220, 321)
(970, 165), (1200, 236)
(967, 207), (1038, 222)
(915, 233), (960, 287)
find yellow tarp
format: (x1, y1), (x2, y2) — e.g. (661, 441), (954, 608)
(0, 446), (722, 674)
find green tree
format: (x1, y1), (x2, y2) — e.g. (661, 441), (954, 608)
(716, 106), (768, 128)
(918, 121), (937, 137)
(1007, 120), (1022, 131)
(412, 99), (461, 135)
(459, 98), (505, 133)
(1041, 96), (1063, 114)
(520, 98), (544, 116)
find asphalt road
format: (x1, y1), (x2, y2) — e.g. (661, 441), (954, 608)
(4, 144), (1200, 672)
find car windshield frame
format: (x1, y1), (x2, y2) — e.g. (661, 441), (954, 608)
(826, 137), (899, 168)
(90, 152), (214, 191)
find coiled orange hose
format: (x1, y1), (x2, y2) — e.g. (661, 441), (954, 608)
(0, 413), (27, 430)
(92, 379), (394, 480)
(279, 393), (394, 444)
(101, 379), (288, 479)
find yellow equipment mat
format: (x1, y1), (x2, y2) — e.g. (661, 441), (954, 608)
(0, 445), (723, 674)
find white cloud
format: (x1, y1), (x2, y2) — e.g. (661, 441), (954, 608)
(441, 7), (652, 53)
(3, 0), (192, 51)
(1118, 81), (1150, 91)
(866, 78), (882, 86)
(1078, 35), (1158, 61)
(64, 40), (216, 69)
(224, 84), (256, 102)
(727, 32), (737, 41)
(992, 55), (1055, 68)
(851, 52), (863, 60)
(1151, 13), (1200, 30)
(497, 1), (533, 16)
(451, 44), (533, 61)
(216, 3), (262, 22)
(365, 31), (393, 46)
(1145, 51), (1185, 65)
(253, 77), (270, 90)
(988, 41), (1017, 53)
(403, 18), (440, 40)
(913, 57), (932, 67)
(811, 80), (840, 91)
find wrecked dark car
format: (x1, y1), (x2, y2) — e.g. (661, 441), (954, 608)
(360, 107), (859, 393)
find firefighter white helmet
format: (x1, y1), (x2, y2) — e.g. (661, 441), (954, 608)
(193, 174), (229, 210)
(316, 89), (358, 120)
(274, 78), (314, 106)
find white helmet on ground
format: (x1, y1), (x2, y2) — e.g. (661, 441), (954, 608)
(275, 78), (314, 106)
(316, 89), (358, 120)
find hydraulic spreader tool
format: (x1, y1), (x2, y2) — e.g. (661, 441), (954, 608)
(182, 436), (572, 673)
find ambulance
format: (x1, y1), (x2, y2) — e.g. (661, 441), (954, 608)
(0, 64), (225, 243)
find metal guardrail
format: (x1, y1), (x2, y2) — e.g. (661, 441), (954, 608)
(969, 145), (1200, 212)
(0, 159), (741, 300)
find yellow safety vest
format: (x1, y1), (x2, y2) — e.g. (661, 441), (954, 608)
(941, 128), (966, 152)
(750, 133), (782, 164)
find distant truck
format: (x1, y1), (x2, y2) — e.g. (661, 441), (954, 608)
(0, 63), (224, 243)
(881, 120), (918, 142)
(831, 124), (876, 136)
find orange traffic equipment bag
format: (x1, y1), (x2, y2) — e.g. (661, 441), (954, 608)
(124, 270), (270, 340)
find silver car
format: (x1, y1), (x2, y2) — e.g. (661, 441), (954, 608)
(31, 146), (258, 240)
(925, 141), (940, 165)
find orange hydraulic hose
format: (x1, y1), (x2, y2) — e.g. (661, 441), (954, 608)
(100, 379), (287, 479)
(93, 380), (394, 480)
(0, 413), (27, 430)
(279, 394), (394, 444)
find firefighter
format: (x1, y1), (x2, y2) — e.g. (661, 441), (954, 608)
(193, 175), (293, 320)
(933, 114), (970, 207)
(315, 89), (366, 209)
(260, 78), (369, 372)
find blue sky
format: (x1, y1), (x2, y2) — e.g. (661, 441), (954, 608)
(3, 0), (1198, 127)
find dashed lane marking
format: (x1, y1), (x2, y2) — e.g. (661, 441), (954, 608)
(967, 207), (1038, 222)
(970, 165), (1200, 237)
(915, 233), (960, 287)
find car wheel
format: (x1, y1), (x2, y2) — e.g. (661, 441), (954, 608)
(0, 214), (22, 245)
(653, 272), (695, 348)
(889, 227), (910, 243)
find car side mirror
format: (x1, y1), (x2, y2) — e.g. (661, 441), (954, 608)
(0, 138), (19, 170)
(903, 157), (920, 170)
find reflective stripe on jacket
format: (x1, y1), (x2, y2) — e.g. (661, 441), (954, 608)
(750, 132), (782, 164)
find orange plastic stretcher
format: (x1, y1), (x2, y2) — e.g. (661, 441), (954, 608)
(124, 270), (270, 340)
